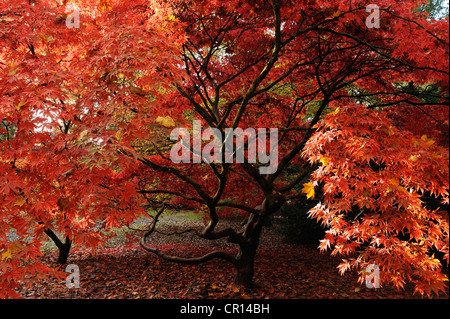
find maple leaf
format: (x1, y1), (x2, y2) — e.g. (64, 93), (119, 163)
(320, 157), (330, 167)
(421, 134), (436, 146)
(302, 183), (315, 200)
(1, 250), (12, 261)
(14, 196), (26, 207)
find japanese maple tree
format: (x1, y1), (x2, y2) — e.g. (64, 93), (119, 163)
(0, 0), (181, 297)
(133, 0), (449, 295)
(1, 0), (448, 298)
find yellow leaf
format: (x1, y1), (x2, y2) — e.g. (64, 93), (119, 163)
(14, 196), (26, 207)
(388, 178), (399, 187)
(332, 10), (341, 18)
(115, 129), (123, 141)
(52, 179), (61, 188)
(45, 35), (55, 43)
(17, 100), (26, 110)
(156, 116), (175, 128)
(166, 14), (176, 21)
(99, 0), (113, 11)
(325, 10), (341, 20)
(320, 157), (330, 166)
(77, 129), (89, 142)
(232, 285), (241, 293)
(1, 250), (12, 261)
(38, 33), (55, 43)
(0, 16), (15, 22)
(302, 182), (315, 199)
(387, 126), (395, 136)
(421, 135), (435, 146)
(409, 154), (418, 162)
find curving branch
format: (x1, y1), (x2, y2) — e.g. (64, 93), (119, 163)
(139, 203), (238, 265)
(138, 157), (213, 204)
(139, 244), (238, 265)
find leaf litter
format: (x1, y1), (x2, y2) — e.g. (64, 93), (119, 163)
(17, 220), (448, 299)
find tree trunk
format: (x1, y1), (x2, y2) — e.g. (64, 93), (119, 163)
(233, 198), (282, 288)
(44, 228), (72, 264)
(233, 210), (267, 288)
(56, 237), (72, 264)
(234, 245), (257, 288)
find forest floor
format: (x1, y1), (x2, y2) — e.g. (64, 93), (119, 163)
(16, 214), (449, 299)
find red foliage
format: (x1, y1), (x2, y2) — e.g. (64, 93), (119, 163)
(1, 0), (448, 297)
(303, 104), (449, 296)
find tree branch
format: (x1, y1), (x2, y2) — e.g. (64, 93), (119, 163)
(139, 244), (238, 265)
(139, 203), (238, 265)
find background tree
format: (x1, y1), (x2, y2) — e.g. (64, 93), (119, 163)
(0, 0), (175, 297)
(416, 0), (449, 19)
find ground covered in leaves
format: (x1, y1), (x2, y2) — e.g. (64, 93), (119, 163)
(16, 218), (449, 299)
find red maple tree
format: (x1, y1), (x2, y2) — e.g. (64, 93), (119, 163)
(1, 0), (448, 298)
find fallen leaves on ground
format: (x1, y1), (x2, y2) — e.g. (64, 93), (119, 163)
(15, 220), (449, 299)
(16, 242), (448, 299)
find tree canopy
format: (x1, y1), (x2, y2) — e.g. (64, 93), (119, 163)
(0, 0), (448, 298)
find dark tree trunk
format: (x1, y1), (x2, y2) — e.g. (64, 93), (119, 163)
(56, 237), (72, 264)
(233, 195), (284, 288)
(44, 228), (72, 264)
(233, 208), (269, 288)
(234, 245), (257, 288)
(140, 197), (284, 289)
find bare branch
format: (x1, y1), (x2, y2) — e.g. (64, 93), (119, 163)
(139, 244), (238, 265)
(216, 201), (259, 214)
(138, 157), (213, 204)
